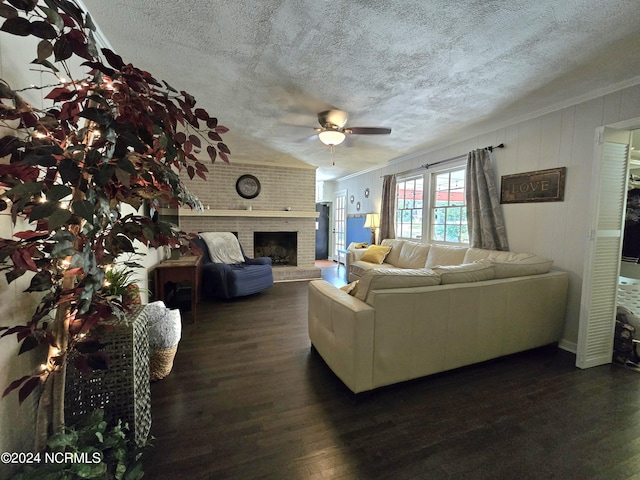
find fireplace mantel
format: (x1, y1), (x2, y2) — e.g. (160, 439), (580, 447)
(161, 208), (319, 219)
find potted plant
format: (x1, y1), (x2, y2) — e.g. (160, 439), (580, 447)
(11, 408), (148, 480)
(102, 266), (144, 305)
(0, 0), (230, 452)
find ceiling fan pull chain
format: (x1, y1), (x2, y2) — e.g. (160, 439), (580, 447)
(330, 145), (336, 166)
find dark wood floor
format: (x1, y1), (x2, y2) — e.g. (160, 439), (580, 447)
(145, 263), (640, 479)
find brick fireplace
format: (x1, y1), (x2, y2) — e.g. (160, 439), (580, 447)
(173, 162), (321, 281)
(254, 232), (297, 266)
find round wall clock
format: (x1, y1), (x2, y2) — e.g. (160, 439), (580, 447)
(236, 174), (261, 199)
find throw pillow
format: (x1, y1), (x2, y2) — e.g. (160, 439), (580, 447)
(339, 280), (359, 296)
(360, 245), (392, 264)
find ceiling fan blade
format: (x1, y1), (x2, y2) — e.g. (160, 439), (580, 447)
(347, 127), (391, 135)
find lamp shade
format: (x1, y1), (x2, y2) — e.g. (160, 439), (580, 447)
(318, 129), (346, 146)
(363, 213), (380, 229)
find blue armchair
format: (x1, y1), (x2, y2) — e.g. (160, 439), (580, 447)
(193, 233), (273, 300)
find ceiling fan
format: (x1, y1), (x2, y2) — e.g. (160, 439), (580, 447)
(315, 109), (391, 147)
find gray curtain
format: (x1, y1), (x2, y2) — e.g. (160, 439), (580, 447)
(465, 149), (509, 250)
(379, 174), (396, 242)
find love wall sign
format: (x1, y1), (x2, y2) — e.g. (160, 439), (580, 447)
(500, 167), (566, 204)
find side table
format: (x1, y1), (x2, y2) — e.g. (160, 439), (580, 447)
(155, 255), (202, 323)
(337, 248), (348, 269)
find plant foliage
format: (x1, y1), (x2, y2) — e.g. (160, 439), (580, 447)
(11, 408), (150, 480)
(0, 0), (230, 403)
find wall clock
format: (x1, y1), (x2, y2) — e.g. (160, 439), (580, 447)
(236, 174), (261, 199)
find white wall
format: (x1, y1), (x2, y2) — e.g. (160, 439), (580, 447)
(0, 215), (42, 478)
(0, 30), (159, 474)
(334, 83), (640, 350)
(0, 33), (49, 477)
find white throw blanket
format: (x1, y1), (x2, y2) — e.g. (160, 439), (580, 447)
(146, 301), (181, 349)
(200, 232), (245, 264)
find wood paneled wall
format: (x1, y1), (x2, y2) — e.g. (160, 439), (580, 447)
(333, 83), (640, 350)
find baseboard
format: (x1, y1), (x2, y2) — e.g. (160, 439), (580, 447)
(558, 338), (577, 354)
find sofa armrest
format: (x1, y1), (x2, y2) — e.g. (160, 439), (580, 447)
(346, 248), (367, 276)
(308, 280), (375, 393)
(202, 262), (231, 273)
(244, 256), (272, 266)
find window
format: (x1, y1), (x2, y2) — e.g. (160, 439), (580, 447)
(431, 167), (468, 244)
(395, 176), (423, 239)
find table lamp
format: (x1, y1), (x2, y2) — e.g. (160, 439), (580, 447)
(363, 213), (380, 245)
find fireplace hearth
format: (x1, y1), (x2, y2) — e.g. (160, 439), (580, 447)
(254, 232), (298, 266)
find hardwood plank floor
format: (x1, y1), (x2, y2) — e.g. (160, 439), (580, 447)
(145, 267), (640, 479)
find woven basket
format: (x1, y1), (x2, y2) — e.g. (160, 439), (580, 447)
(150, 345), (179, 381)
(64, 305), (151, 447)
(147, 304), (181, 381)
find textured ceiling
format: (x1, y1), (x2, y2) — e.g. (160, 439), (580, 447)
(80, 0), (640, 181)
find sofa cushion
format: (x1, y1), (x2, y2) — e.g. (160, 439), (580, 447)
(396, 241), (431, 269)
(463, 248), (554, 278)
(380, 239), (405, 266)
(355, 268), (441, 302)
(350, 260), (397, 278)
(487, 251), (554, 278)
(462, 248), (495, 263)
(360, 245), (392, 264)
(432, 259), (495, 284)
(425, 244), (469, 268)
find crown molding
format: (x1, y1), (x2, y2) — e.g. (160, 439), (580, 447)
(335, 75), (640, 183)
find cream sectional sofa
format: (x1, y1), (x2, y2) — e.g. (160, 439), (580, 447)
(308, 240), (569, 393)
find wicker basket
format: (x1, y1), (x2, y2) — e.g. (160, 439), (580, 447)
(64, 305), (151, 447)
(150, 345), (178, 381)
(147, 304), (181, 381)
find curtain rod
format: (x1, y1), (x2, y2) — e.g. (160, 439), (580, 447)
(383, 143), (505, 178)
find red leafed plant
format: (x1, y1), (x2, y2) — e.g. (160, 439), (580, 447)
(0, 0), (229, 439)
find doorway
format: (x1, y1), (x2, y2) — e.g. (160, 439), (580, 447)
(577, 123), (640, 369)
(315, 202), (330, 260)
(332, 190), (347, 262)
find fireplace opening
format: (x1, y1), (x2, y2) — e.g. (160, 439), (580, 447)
(254, 232), (297, 266)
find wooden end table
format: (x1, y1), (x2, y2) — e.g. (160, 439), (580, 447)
(154, 255), (202, 323)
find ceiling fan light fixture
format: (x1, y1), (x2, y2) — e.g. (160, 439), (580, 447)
(318, 129), (346, 146)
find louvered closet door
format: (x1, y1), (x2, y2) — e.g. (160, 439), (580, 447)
(576, 136), (629, 368)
